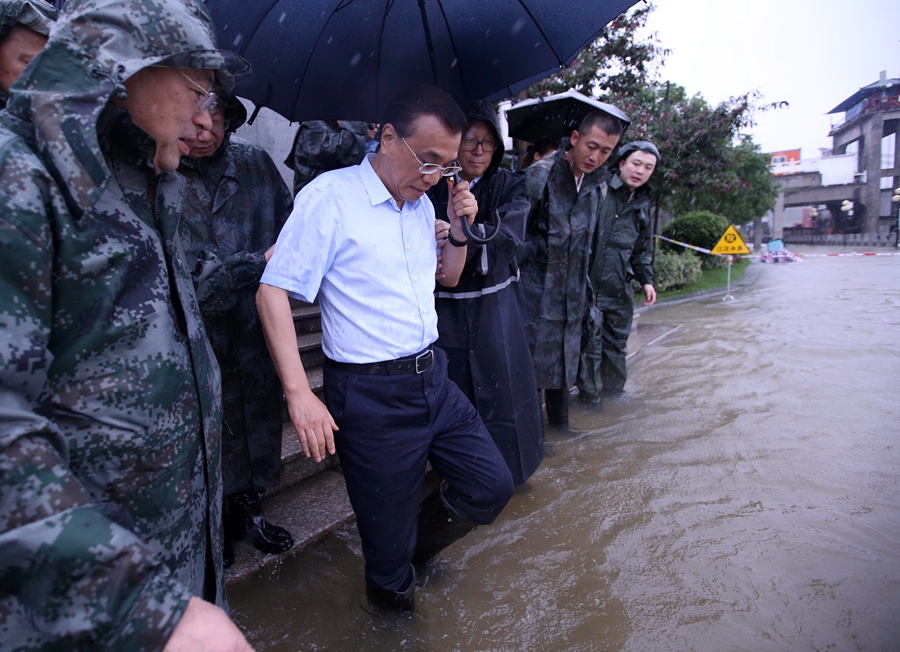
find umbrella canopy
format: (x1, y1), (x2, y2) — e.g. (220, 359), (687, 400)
(206, 0), (638, 123)
(504, 88), (631, 143)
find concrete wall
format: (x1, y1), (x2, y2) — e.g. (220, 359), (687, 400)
(233, 99), (298, 192)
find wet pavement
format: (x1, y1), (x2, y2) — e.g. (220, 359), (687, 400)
(229, 246), (900, 651)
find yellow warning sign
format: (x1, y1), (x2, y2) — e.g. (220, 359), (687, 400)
(711, 225), (751, 255)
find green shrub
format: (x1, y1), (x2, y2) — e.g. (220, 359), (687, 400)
(661, 211), (730, 269)
(652, 249), (703, 292)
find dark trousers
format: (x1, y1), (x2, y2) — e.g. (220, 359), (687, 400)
(323, 347), (514, 592)
(578, 299), (633, 399)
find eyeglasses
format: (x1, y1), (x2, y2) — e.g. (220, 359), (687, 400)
(460, 136), (498, 153)
(210, 119), (230, 134)
(173, 68), (218, 112)
(401, 137), (461, 177)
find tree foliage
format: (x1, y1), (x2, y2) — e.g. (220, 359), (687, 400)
(522, 2), (779, 225)
(615, 84), (780, 225)
(527, 2), (667, 99)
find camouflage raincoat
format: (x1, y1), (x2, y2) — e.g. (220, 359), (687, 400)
(179, 108), (292, 496)
(519, 145), (609, 390)
(0, 0), (248, 649)
(0, 0), (56, 108)
(284, 119), (368, 196)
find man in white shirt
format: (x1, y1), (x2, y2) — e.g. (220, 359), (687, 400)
(257, 86), (514, 611)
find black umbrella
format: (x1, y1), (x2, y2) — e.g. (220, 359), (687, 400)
(505, 88), (631, 143)
(206, 0), (639, 123)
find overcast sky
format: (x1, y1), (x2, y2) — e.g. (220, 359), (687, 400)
(641, 0), (900, 158)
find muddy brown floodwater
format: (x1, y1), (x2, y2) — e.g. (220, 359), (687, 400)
(230, 246), (900, 651)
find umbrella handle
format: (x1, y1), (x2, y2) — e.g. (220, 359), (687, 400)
(459, 208), (501, 244)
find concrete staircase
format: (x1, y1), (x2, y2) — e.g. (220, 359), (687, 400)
(225, 299), (354, 583)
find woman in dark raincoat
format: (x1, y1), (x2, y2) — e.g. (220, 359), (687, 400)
(429, 101), (544, 485)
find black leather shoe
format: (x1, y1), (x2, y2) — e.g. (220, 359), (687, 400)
(365, 568), (416, 612)
(229, 491), (294, 555)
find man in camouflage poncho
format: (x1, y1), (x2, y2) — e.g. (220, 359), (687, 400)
(0, 0), (253, 649)
(519, 111), (624, 426)
(284, 119), (368, 196)
(0, 0), (55, 108)
(179, 94), (294, 566)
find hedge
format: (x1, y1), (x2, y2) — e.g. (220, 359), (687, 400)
(661, 211), (731, 270)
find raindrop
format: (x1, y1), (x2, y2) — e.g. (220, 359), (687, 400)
(350, 52), (362, 66)
(534, 41), (542, 48)
(511, 17), (527, 34)
(233, 34), (242, 47)
(279, 12), (286, 23)
(451, 58), (457, 68)
(328, 36), (333, 44)
(493, 59), (499, 65)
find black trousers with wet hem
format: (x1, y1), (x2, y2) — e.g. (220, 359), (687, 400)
(323, 346), (514, 593)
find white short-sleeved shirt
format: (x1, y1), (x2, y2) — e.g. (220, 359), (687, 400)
(261, 155), (439, 364)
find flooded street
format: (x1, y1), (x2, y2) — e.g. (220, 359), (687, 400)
(230, 247), (900, 651)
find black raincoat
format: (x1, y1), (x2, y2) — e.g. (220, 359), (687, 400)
(429, 101), (543, 485)
(579, 172), (654, 398)
(179, 99), (293, 494)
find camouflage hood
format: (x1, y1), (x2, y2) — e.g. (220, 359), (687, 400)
(0, 0), (57, 105)
(6, 0), (249, 213)
(0, 0), (56, 41)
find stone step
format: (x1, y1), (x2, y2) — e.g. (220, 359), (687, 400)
(225, 467), (354, 583)
(291, 301), (321, 335)
(272, 421), (339, 495)
(297, 331), (325, 371)
(224, 463), (441, 585)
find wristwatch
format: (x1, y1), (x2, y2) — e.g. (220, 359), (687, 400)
(447, 230), (468, 247)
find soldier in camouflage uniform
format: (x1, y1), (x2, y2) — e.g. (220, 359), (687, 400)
(0, 0), (253, 649)
(579, 141), (659, 404)
(0, 0), (56, 108)
(519, 111), (624, 426)
(284, 119), (368, 196)
(179, 94), (294, 566)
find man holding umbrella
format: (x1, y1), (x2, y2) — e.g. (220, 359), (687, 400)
(520, 111), (624, 427)
(257, 86), (514, 611)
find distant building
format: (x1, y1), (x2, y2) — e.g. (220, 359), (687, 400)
(827, 71), (900, 235)
(766, 71), (900, 242)
(769, 149), (801, 169)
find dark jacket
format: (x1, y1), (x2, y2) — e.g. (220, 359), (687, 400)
(179, 130), (293, 494)
(589, 173), (654, 303)
(520, 142), (609, 389)
(284, 119), (367, 196)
